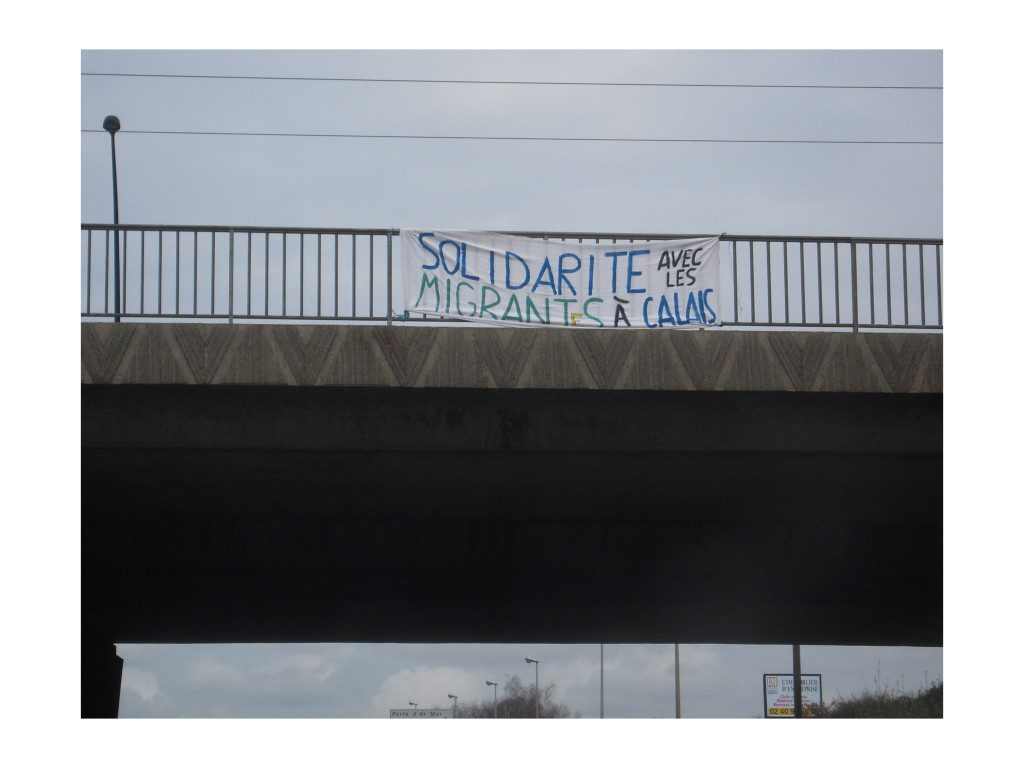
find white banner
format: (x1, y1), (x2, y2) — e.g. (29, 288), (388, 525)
(399, 230), (722, 329)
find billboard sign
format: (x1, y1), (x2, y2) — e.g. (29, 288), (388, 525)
(389, 708), (454, 719)
(762, 674), (823, 717)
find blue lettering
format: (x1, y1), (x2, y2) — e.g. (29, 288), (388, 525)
(557, 253), (581, 296)
(459, 242), (480, 281)
(604, 251), (628, 293)
(417, 232), (440, 270)
(642, 297), (657, 328)
(505, 251), (530, 290)
(438, 239), (461, 276)
(701, 289), (717, 323)
(626, 249), (649, 294)
(658, 295), (676, 327)
(532, 258), (557, 294)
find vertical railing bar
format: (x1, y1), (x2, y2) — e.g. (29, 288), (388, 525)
(247, 232), (252, 318)
(936, 244), (942, 326)
(783, 241), (790, 323)
(885, 243), (892, 325)
(833, 242), (840, 325)
(334, 234), (339, 318)
(799, 242), (806, 323)
(300, 234), (305, 317)
(816, 242), (823, 324)
(731, 240), (738, 323)
(228, 230), (235, 324)
(902, 242), (909, 326)
(868, 243), (876, 325)
(766, 241), (773, 324)
(851, 241), (859, 332)
(122, 231), (129, 317)
(140, 230), (146, 314)
(211, 232), (217, 316)
(370, 236), (375, 318)
(282, 233), (288, 317)
(175, 231), (180, 316)
(317, 233), (323, 317)
(117, 233), (123, 319)
(351, 235), (357, 317)
(749, 241), (756, 323)
(86, 230), (93, 314)
(105, 230), (110, 314)
(387, 233), (394, 326)
(264, 233), (269, 316)
(917, 243), (925, 325)
(192, 232), (198, 317)
(158, 231), (163, 316)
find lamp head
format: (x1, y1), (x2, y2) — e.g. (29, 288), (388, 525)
(103, 115), (121, 134)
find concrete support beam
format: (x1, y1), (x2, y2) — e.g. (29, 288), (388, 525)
(81, 640), (123, 718)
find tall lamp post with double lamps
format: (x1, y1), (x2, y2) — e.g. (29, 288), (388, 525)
(447, 693), (458, 718)
(486, 680), (499, 718)
(525, 658), (540, 718)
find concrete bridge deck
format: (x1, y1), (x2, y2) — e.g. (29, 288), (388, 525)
(81, 324), (941, 715)
(81, 323), (941, 392)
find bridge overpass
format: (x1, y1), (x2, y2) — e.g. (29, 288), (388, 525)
(82, 321), (941, 716)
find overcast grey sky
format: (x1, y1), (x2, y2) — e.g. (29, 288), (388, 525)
(83, 50), (942, 718)
(81, 50), (941, 236)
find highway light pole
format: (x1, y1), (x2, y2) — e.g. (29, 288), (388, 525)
(486, 680), (499, 718)
(600, 644), (604, 719)
(447, 693), (458, 718)
(674, 643), (681, 719)
(792, 644), (803, 718)
(103, 115), (121, 322)
(525, 658), (540, 718)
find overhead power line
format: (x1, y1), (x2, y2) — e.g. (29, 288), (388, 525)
(80, 128), (941, 146)
(81, 71), (943, 91)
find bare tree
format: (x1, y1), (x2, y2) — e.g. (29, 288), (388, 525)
(455, 675), (574, 718)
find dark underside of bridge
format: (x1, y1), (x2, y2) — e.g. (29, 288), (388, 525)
(82, 384), (940, 714)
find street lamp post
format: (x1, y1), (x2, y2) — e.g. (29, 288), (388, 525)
(525, 658), (540, 718)
(103, 115), (122, 323)
(600, 644), (604, 719)
(486, 680), (499, 719)
(793, 644), (803, 718)
(674, 643), (681, 719)
(447, 693), (458, 718)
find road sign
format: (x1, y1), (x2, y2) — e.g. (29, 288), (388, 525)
(763, 673), (823, 717)
(389, 707), (454, 719)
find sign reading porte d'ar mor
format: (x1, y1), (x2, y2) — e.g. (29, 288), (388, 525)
(399, 230), (721, 329)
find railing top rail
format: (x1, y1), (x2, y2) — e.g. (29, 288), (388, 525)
(80, 223), (944, 246)
(81, 223), (393, 236)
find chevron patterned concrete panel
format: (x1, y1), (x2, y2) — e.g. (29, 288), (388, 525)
(81, 323), (942, 393)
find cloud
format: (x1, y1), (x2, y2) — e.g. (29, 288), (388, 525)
(121, 668), (161, 704)
(371, 666), (485, 715)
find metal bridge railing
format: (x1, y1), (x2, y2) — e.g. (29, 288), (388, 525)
(81, 224), (942, 332)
